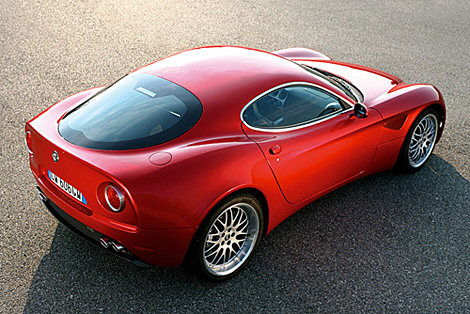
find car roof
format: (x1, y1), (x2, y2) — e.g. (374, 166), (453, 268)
(135, 46), (317, 107)
(134, 46), (328, 138)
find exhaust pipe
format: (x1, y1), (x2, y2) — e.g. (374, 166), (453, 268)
(111, 242), (125, 252)
(99, 236), (110, 249)
(99, 236), (126, 253)
(36, 186), (47, 202)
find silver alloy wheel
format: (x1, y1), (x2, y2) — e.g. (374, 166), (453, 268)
(203, 202), (260, 276)
(408, 113), (438, 168)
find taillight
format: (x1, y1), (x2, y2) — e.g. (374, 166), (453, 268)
(25, 131), (33, 154)
(105, 185), (125, 212)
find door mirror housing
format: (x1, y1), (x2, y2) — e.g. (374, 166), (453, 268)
(352, 103), (369, 119)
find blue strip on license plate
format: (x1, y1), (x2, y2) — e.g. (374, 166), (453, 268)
(48, 170), (87, 205)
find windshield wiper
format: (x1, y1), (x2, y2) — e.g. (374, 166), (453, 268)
(300, 64), (362, 102)
(326, 75), (354, 95)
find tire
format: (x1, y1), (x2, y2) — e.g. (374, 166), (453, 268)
(188, 192), (264, 281)
(398, 108), (440, 173)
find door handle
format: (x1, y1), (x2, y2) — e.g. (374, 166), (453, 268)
(268, 145), (282, 155)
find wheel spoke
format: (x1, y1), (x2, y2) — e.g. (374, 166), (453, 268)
(232, 208), (242, 226)
(205, 245), (219, 258)
(426, 126), (435, 138)
(417, 148), (424, 161)
(228, 208), (235, 227)
(228, 245), (238, 257)
(206, 246), (222, 263)
(206, 238), (219, 244)
(231, 243), (241, 253)
(212, 222), (222, 234)
(213, 249), (225, 265)
(236, 217), (248, 230)
(410, 141), (420, 150)
(222, 211), (229, 228)
(409, 149), (419, 160)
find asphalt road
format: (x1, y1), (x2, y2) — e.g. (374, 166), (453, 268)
(1, 0), (469, 313)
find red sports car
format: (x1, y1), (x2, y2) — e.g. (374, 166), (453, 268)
(25, 46), (445, 281)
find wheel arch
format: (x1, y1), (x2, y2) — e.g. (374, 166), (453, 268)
(395, 104), (443, 172)
(426, 103), (446, 143)
(199, 187), (270, 238)
(182, 186), (270, 270)
(240, 187), (270, 237)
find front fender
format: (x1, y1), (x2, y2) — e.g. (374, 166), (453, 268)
(370, 83), (445, 145)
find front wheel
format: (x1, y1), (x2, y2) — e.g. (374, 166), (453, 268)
(188, 192), (264, 281)
(398, 108), (440, 172)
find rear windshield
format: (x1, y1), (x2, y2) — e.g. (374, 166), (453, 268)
(59, 73), (202, 150)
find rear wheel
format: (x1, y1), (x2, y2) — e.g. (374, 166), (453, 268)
(189, 192), (264, 281)
(398, 108), (439, 172)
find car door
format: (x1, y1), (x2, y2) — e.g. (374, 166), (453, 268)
(241, 83), (382, 204)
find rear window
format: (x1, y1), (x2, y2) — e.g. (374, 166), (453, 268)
(59, 73), (202, 150)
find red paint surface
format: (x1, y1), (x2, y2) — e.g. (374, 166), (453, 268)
(26, 46), (445, 268)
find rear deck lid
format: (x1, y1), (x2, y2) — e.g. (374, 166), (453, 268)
(27, 127), (140, 226)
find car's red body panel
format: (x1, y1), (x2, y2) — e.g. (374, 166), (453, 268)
(273, 47), (332, 61)
(243, 107), (383, 204)
(26, 46), (445, 268)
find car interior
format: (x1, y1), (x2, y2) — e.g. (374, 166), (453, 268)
(243, 85), (344, 129)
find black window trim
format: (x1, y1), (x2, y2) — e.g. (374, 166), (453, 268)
(240, 82), (354, 133)
(61, 75), (128, 121)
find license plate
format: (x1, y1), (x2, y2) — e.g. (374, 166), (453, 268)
(48, 170), (87, 205)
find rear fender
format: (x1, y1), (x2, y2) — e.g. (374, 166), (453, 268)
(126, 138), (288, 232)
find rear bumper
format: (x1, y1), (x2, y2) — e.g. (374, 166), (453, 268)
(41, 194), (151, 267)
(34, 174), (197, 268)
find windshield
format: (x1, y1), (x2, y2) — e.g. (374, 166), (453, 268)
(297, 63), (363, 102)
(59, 73), (202, 150)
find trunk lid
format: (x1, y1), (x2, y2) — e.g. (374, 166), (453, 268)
(26, 95), (142, 225)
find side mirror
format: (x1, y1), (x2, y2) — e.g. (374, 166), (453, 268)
(352, 103), (369, 119)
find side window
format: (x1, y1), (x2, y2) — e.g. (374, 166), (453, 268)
(243, 85), (344, 129)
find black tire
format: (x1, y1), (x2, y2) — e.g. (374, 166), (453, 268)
(397, 108), (440, 173)
(187, 192), (264, 281)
